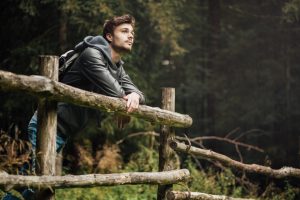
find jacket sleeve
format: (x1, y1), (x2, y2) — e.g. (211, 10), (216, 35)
(119, 66), (146, 104)
(78, 47), (125, 98)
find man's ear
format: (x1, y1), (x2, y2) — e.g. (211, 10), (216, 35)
(106, 33), (113, 42)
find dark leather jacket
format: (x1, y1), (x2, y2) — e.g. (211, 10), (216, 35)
(57, 36), (145, 136)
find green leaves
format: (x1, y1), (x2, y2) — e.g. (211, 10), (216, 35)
(282, 0), (300, 23)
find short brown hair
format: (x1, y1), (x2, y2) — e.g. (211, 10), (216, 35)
(103, 14), (135, 42)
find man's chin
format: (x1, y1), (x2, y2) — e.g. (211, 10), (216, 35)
(119, 47), (132, 53)
(124, 44), (133, 51)
(111, 44), (132, 54)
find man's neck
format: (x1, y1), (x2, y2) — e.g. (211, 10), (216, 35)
(110, 46), (122, 64)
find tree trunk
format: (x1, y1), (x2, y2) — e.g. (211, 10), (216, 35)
(205, 0), (221, 134)
(59, 8), (68, 53)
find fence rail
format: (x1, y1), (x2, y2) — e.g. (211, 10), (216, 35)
(0, 169), (190, 189)
(170, 140), (300, 179)
(167, 191), (254, 200)
(0, 70), (192, 128)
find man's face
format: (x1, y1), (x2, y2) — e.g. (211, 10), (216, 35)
(108, 23), (134, 53)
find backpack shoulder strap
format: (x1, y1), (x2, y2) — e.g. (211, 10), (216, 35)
(59, 50), (81, 81)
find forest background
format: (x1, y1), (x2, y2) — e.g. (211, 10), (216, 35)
(1, 0), (300, 199)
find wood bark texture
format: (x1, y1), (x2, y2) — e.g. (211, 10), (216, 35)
(0, 70), (192, 128)
(36, 55), (58, 176)
(170, 141), (300, 179)
(0, 169), (190, 190)
(158, 88), (179, 200)
(36, 55), (59, 200)
(167, 191), (254, 200)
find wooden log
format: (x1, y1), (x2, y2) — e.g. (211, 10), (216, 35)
(158, 88), (179, 200)
(167, 191), (255, 200)
(170, 141), (300, 179)
(55, 152), (63, 175)
(0, 169), (190, 190)
(36, 55), (58, 176)
(36, 55), (59, 200)
(0, 70), (192, 128)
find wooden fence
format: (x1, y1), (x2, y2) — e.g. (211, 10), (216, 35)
(0, 55), (256, 200)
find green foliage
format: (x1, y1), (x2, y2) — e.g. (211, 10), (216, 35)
(1, 142), (300, 199)
(260, 181), (300, 200)
(145, 0), (187, 56)
(61, 114), (157, 175)
(124, 144), (159, 172)
(98, 114), (156, 142)
(54, 150), (300, 199)
(59, 147), (250, 199)
(56, 185), (157, 200)
(282, 0), (300, 23)
(56, 144), (159, 200)
(174, 158), (245, 198)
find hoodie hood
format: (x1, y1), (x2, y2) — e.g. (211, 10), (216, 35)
(74, 36), (116, 67)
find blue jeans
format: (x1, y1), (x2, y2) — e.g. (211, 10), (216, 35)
(27, 112), (67, 173)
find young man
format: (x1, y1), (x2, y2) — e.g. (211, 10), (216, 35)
(4, 14), (144, 200)
(29, 13), (144, 157)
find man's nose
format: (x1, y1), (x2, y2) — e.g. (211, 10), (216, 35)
(128, 33), (134, 39)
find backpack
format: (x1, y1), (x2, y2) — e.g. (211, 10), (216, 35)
(58, 49), (81, 81)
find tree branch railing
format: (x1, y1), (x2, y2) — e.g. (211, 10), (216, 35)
(0, 169), (190, 190)
(170, 140), (300, 179)
(116, 131), (264, 153)
(167, 191), (254, 200)
(0, 70), (192, 128)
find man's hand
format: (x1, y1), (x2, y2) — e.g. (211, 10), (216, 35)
(123, 92), (140, 113)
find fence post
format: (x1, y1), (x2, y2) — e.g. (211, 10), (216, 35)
(36, 55), (59, 200)
(157, 88), (179, 200)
